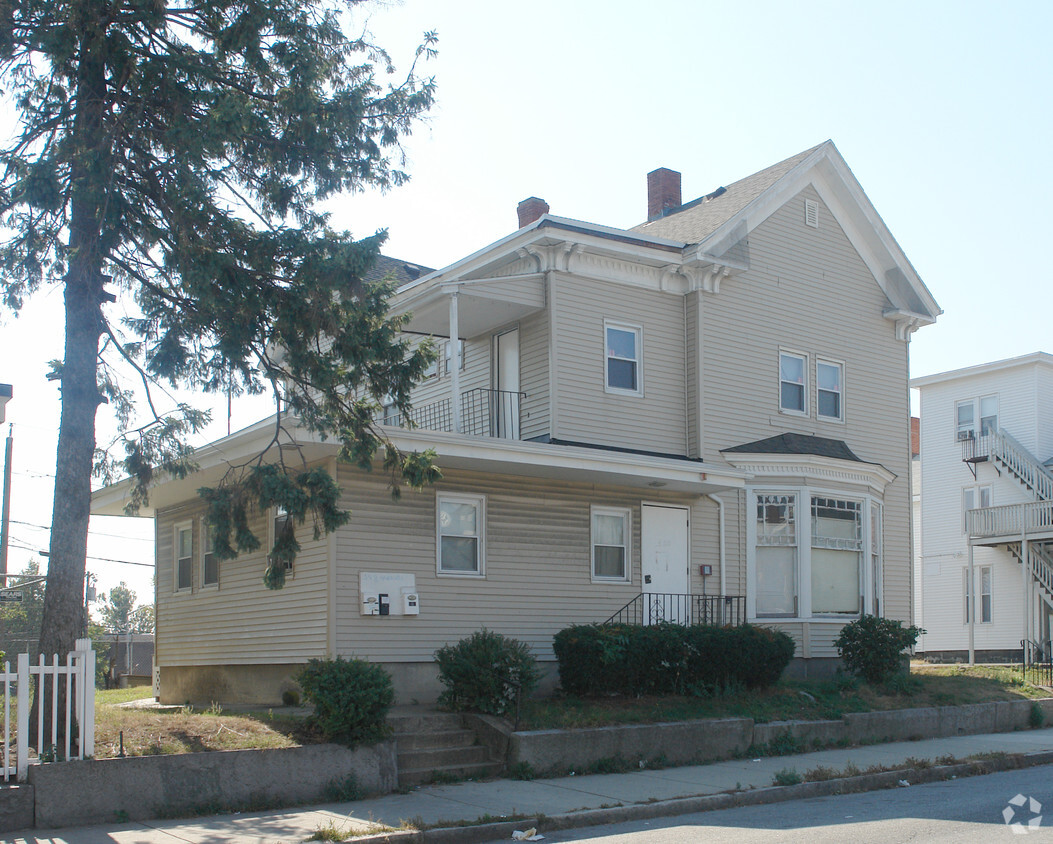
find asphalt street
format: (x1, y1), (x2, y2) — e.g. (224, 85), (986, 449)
(541, 764), (1053, 843)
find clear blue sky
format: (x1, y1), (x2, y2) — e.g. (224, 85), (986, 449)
(2, 0), (1050, 602)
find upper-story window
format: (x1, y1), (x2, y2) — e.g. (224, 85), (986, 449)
(604, 322), (642, 395)
(962, 485), (992, 532)
(955, 395), (998, 441)
(271, 506), (294, 572)
(779, 352), (807, 414)
(424, 338), (464, 378)
(817, 360), (844, 421)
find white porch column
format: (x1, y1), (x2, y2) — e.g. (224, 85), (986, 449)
(967, 543), (975, 664)
(1022, 534), (1030, 649)
(449, 289), (462, 434)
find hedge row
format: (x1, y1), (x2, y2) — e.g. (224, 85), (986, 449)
(552, 622), (795, 696)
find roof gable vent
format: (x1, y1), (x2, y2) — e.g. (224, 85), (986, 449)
(804, 198), (819, 228)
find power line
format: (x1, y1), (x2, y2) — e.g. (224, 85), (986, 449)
(11, 518), (153, 543)
(7, 540), (154, 569)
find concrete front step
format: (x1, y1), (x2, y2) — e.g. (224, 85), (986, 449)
(395, 728), (478, 751)
(388, 712), (464, 734)
(397, 744), (493, 771)
(399, 759), (505, 787)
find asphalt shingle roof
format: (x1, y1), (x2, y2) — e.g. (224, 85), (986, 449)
(721, 432), (863, 462)
(630, 143), (826, 244)
(363, 255), (433, 286)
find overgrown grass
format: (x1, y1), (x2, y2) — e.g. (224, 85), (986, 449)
(518, 666), (1049, 730)
(92, 689), (311, 758)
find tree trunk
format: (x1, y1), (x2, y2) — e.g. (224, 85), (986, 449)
(33, 5), (109, 748)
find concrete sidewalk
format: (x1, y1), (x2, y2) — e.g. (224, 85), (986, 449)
(10, 727), (1053, 844)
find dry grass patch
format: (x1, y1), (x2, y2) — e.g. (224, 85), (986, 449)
(93, 688), (314, 758)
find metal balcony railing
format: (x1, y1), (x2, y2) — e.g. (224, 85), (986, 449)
(380, 388), (525, 440)
(605, 593), (746, 627)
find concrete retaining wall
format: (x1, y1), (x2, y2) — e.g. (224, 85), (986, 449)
(507, 699), (1053, 774)
(0, 784), (34, 833)
(26, 740), (397, 829)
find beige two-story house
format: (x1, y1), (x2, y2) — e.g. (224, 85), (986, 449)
(92, 141), (940, 704)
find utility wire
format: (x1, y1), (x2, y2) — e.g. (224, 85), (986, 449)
(11, 518), (153, 542)
(7, 540), (154, 568)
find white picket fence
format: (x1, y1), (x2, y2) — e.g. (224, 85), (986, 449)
(1, 638), (95, 782)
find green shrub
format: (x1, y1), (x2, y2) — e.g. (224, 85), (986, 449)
(296, 657), (393, 745)
(434, 629), (540, 715)
(834, 615), (923, 684)
(553, 623), (795, 696)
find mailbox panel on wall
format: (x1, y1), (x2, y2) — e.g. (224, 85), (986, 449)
(360, 572), (417, 616)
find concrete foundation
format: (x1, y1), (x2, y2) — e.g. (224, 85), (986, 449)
(0, 784), (34, 834)
(918, 649), (1023, 664)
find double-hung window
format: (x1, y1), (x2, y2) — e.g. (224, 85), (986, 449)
(779, 352), (807, 414)
(810, 497), (863, 615)
(962, 485), (992, 533)
(175, 522), (193, 591)
(963, 566), (992, 623)
(271, 507), (295, 572)
(956, 396), (998, 442)
(604, 322), (642, 395)
(979, 395), (998, 436)
(755, 494), (798, 616)
(816, 360), (844, 421)
(591, 506), (630, 581)
(202, 522), (218, 587)
(437, 494), (484, 575)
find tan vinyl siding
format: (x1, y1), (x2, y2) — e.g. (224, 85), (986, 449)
(685, 291), (701, 459)
(552, 272), (686, 454)
(334, 464), (713, 662)
(155, 500), (329, 666)
(520, 309), (550, 441)
(702, 186), (912, 625)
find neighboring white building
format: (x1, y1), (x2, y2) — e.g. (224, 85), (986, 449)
(912, 353), (1053, 661)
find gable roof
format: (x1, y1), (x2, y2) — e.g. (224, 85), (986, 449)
(632, 143), (824, 242)
(364, 255), (433, 286)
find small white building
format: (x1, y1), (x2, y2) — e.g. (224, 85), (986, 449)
(912, 353), (1053, 661)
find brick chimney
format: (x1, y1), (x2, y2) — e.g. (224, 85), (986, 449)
(647, 168), (682, 221)
(517, 197), (550, 228)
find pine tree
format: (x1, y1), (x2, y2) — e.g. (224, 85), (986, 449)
(0, 0), (440, 672)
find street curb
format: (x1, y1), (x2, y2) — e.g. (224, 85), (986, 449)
(346, 749), (1053, 844)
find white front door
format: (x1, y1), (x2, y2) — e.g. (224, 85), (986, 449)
(493, 328), (520, 439)
(641, 504), (690, 624)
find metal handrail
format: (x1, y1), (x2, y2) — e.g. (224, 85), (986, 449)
(379, 388), (525, 440)
(605, 593), (745, 627)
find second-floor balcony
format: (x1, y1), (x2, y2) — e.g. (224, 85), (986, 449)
(382, 388), (526, 440)
(966, 500), (1053, 544)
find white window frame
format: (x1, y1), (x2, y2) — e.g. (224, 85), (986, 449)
(979, 394), (999, 437)
(979, 564), (993, 624)
(754, 492), (799, 618)
(747, 485), (878, 622)
(778, 350), (808, 416)
(603, 320), (643, 397)
(590, 505), (631, 583)
(436, 493), (485, 577)
(174, 521), (193, 593)
(201, 519), (218, 589)
(816, 358), (845, 423)
(810, 495), (864, 616)
(962, 485), (992, 533)
(962, 566), (972, 624)
(269, 506), (295, 574)
(955, 399), (976, 442)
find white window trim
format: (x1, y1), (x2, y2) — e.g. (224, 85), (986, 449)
(590, 505), (632, 583)
(962, 484), (992, 534)
(269, 506), (295, 575)
(778, 349), (809, 417)
(200, 518), (219, 590)
(603, 320), (643, 397)
(174, 520), (193, 594)
(978, 393), (999, 437)
(816, 358), (846, 423)
(979, 564), (993, 624)
(746, 485), (877, 622)
(962, 566), (971, 625)
(436, 493), (486, 577)
(955, 398), (976, 442)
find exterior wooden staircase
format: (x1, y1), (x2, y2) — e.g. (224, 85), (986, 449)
(388, 710), (503, 787)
